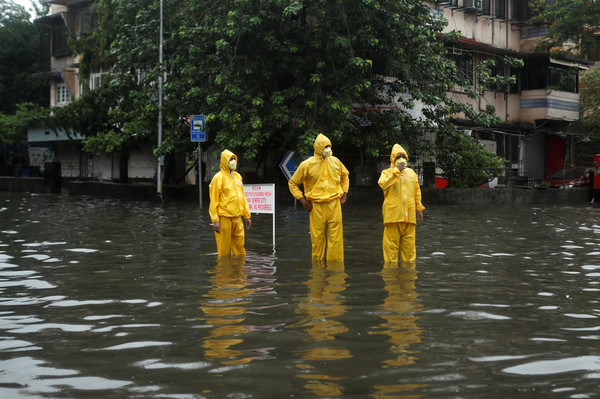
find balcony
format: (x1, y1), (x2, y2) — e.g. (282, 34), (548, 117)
(519, 89), (579, 124)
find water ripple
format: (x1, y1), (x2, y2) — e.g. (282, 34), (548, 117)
(503, 356), (600, 375)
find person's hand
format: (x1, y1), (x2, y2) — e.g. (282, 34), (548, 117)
(396, 162), (406, 173)
(245, 218), (252, 230)
(299, 197), (313, 212)
(417, 211), (424, 224)
(213, 221), (220, 233)
(340, 192), (347, 205)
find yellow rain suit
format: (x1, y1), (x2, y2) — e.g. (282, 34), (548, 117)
(378, 144), (425, 265)
(209, 150), (251, 258)
(289, 134), (350, 263)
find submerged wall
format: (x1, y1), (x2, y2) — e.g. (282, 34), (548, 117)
(0, 177), (595, 206)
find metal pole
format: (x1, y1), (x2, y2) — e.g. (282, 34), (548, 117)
(198, 143), (203, 207)
(156, 0), (164, 199)
(272, 185), (276, 253)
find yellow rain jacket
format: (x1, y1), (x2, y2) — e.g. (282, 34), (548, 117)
(378, 144), (425, 225)
(209, 150), (251, 223)
(289, 134), (349, 202)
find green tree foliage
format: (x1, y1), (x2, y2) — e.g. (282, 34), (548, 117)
(435, 129), (505, 188)
(0, 103), (49, 144)
(0, 0), (50, 115)
(572, 65), (600, 162)
(577, 65), (600, 133)
(56, 0), (509, 187)
(530, 0), (600, 60)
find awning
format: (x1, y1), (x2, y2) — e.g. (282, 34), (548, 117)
(62, 69), (78, 97)
(44, 0), (91, 6)
(32, 70), (62, 79)
(32, 69), (78, 96)
(550, 57), (590, 71)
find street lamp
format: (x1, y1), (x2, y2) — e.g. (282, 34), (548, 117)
(156, 0), (164, 200)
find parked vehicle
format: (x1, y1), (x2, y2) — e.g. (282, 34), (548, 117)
(535, 167), (592, 188)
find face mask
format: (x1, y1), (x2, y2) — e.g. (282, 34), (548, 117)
(395, 157), (407, 167)
(228, 159), (237, 171)
(322, 147), (333, 158)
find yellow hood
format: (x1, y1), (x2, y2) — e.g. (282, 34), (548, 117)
(390, 144), (408, 166)
(220, 149), (237, 173)
(313, 133), (331, 157)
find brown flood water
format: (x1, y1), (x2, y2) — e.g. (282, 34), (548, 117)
(1, 191), (600, 398)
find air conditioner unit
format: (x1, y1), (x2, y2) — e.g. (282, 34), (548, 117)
(464, 0), (482, 11)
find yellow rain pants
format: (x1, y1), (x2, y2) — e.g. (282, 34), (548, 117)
(214, 216), (246, 258)
(383, 222), (416, 265)
(309, 200), (344, 262)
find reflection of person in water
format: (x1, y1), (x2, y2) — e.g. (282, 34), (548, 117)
(369, 267), (424, 386)
(290, 262), (350, 396)
(198, 258), (255, 365)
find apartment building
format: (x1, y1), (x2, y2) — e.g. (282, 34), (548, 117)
(29, 0), (156, 182)
(434, 0), (590, 186)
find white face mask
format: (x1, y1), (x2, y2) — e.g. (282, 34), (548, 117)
(228, 159), (237, 171)
(322, 147), (333, 158)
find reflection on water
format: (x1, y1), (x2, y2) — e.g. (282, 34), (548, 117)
(199, 258), (255, 365)
(370, 267), (423, 368)
(291, 263), (350, 397)
(1, 192), (600, 398)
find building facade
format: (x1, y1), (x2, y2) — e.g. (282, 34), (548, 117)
(31, 0), (157, 183)
(433, 0), (590, 187)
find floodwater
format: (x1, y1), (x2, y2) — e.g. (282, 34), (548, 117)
(1, 191), (600, 399)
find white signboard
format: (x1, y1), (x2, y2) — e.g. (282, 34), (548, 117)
(243, 183), (276, 252)
(244, 183), (275, 214)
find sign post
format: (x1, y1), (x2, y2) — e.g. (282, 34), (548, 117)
(279, 151), (297, 206)
(278, 151), (297, 180)
(243, 183), (276, 252)
(190, 115), (206, 207)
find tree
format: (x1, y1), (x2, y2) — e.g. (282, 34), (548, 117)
(572, 64), (600, 162)
(0, 102), (48, 145)
(0, 0), (50, 115)
(57, 0), (509, 187)
(529, 0), (600, 60)
(529, 0), (600, 161)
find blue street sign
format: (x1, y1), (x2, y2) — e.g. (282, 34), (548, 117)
(190, 115), (206, 142)
(279, 151), (297, 180)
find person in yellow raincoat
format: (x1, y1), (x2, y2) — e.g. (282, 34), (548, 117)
(289, 134), (349, 263)
(378, 144), (425, 266)
(209, 150), (252, 258)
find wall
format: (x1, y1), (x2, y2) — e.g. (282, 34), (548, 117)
(0, 178), (594, 205)
(128, 142), (156, 179)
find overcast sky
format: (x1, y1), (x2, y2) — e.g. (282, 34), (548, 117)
(12, 0), (37, 14)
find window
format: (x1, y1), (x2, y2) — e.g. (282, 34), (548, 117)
(521, 57), (578, 93)
(494, 0), (506, 19)
(449, 50), (474, 84)
(52, 27), (70, 56)
(513, 0), (533, 22)
(484, 60), (506, 91)
(56, 82), (72, 105)
(548, 66), (577, 92)
(509, 66), (520, 94)
(482, 0), (491, 15)
(89, 67), (108, 90)
(80, 7), (98, 36)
